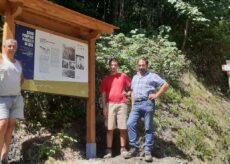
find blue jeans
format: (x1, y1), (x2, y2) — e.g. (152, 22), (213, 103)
(127, 99), (155, 153)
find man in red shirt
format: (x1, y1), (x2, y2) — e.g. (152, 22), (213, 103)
(100, 58), (131, 158)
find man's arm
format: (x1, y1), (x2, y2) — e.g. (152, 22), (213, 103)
(19, 61), (24, 86)
(101, 92), (108, 118)
(131, 91), (134, 110)
(148, 82), (169, 100)
(20, 73), (24, 86)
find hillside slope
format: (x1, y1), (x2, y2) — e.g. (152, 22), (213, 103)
(154, 72), (230, 163)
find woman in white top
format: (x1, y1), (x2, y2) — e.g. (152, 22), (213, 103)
(0, 39), (24, 164)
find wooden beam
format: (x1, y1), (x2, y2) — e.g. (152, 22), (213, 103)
(12, 6), (22, 18)
(8, 0), (23, 3)
(85, 31), (101, 40)
(0, 0), (7, 15)
(16, 9), (92, 40)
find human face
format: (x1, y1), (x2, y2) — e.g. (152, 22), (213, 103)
(109, 61), (118, 74)
(138, 59), (148, 74)
(5, 41), (17, 58)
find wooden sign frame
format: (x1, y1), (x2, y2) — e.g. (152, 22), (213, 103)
(15, 21), (89, 97)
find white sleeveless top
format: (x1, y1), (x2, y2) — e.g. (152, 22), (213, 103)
(0, 54), (22, 96)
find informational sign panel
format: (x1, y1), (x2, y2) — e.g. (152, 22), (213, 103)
(15, 24), (89, 97)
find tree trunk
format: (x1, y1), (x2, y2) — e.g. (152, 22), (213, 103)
(181, 18), (189, 51)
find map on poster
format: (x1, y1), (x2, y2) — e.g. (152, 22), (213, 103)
(15, 24), (88, 83)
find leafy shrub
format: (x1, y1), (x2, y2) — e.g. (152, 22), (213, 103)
(161, 87), (182, 103)
(32, 132), (77, 161)
(23, 91), (86, 130)
(96, 30), (186, 85)
(34, 143), (61, 161)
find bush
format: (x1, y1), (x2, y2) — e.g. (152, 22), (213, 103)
(96, 30), (186, 85)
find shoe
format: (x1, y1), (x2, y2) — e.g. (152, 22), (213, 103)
(103, 149), (112, 158)
(144, 151), (152, 162)
(1, 158), (9, 164)
(120, 147), (128, 157)
(123, 147), (139, 159)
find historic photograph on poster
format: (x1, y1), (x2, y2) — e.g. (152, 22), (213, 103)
(62, 69), (75, 78)
(62, 45), (75, 61)
(76, 55), (84, 70)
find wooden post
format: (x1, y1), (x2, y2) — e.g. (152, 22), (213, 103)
(222, 60), (230, 89)
(227, 60), (230, 89)
(2, 6), (14, 52)
(86, 38), (96, 158)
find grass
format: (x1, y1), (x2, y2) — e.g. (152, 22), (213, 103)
(155, 72), (230, 163)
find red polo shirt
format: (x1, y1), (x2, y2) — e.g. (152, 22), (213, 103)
(100, 73), (131, 103)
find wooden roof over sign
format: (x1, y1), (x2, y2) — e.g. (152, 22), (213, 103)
(0, 0), (118, 40)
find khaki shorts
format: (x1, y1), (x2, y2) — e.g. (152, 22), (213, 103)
(105, 103), (128, 130)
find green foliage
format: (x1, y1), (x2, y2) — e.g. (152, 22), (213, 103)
(176, 128), (214, 160)
(192, 108), (222, 134)
(33, 132), (77, 161)
(161, 87), (182, 103)
(96, 31), (186, 85)
(220, 133), (230, 149)
(23, 91), (86, 130)
(56, 132), (78, 147)
(167, 0), (209, 23)
(34, 143), (61, 161)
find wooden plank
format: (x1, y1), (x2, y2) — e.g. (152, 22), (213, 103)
(16, 9), (92, 40)
(22, 0), (117, 34)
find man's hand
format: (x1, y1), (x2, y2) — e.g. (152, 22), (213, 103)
(123, 91), (131, 97)
(148, 93), (158, 100)
(148, 82), (169, 100)
(103, 107), (108, 119)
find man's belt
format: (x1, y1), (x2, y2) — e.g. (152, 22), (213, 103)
(134, 98), (149, 102)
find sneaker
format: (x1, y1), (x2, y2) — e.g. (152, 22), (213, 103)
(120, 147), (128, 157)
(144, 151), (152, 162)
(103, 149), (112, 158)
(123, 147), (139, 159)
